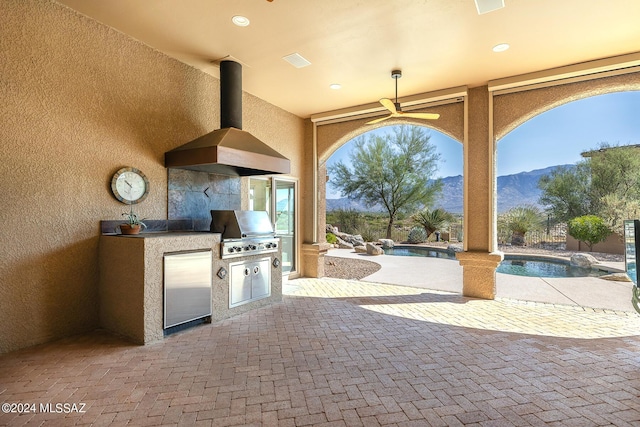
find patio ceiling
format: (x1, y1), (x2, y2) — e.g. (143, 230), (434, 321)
(56, 0), (640, 118)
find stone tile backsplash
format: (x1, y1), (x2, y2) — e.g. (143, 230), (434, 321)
(168, 169), (241, 230)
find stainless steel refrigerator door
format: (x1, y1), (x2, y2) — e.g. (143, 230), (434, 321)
(164, 250), (213, 329)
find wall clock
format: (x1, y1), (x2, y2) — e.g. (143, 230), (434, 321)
(110, 167), (150, 204)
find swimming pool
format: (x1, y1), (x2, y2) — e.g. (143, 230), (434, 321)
(385, 246), (609, 278)
(384, 246), (458, 260)
(496, 255), (608, 278)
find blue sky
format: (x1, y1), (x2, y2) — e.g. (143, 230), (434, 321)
(326, 91), (640, 199)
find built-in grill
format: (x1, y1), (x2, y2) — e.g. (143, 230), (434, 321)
(210, 210), (279, 259)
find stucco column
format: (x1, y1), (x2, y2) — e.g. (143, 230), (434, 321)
(456, 86), (503, 299)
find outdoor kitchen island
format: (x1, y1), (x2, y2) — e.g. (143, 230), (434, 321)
(99, 231), (283, 345)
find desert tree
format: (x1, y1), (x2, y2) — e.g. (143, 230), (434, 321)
(328, 125), (442, 239)
(538, 143), (640, 224)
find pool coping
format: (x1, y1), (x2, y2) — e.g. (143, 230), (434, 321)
(390, 244), (627, 274)
(325, 247), (636, 313)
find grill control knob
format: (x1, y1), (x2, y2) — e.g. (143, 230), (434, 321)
(234, 246), (242, 252)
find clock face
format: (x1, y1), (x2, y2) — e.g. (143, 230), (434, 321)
(111, 167), (149, 204)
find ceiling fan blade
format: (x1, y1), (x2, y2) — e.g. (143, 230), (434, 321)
(379, 98), (397, 114)
(366, 115), (392, 125)
(400, 112), (440, 120)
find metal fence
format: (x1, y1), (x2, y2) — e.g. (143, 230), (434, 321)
(331, 219), (566, 247)
(497, 222), (567, 247)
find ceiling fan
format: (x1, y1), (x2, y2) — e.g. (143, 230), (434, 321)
(366, 70), (440, 125)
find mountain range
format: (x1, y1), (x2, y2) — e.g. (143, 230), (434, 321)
(326, 164), (574, 214)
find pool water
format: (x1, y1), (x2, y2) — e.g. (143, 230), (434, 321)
(384, 246), (609, 278)
(496, 258), (607, 278)
(385, 247), (457, 260)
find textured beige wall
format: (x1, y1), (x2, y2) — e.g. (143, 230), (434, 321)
(0, 0), (304, 353)
(566, 233), (624, 255)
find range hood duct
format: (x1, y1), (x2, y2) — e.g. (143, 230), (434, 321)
(165, 60), (290, 176)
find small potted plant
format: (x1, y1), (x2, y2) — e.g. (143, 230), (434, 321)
(120, 204), (147, 235)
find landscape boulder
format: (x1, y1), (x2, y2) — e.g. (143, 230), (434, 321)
(570, 253), (599, 268)
(447, 244), (463, 253)
(354, 245), (367, 253)
(336, 237), (354, 249)
(366, 242), (384, 255)
(378, 239), (394, 249)
(345, 234), (366, 247)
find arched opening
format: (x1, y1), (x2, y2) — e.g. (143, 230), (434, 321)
(497, 91), (640, 250)
(323, 123), (463, 245)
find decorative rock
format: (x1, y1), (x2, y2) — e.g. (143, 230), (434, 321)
(366, 242), (384, 255)
(447, 244), (463, 253)
(570, 253), (599, 268)
(336, 237), (354, 249)
(354, 245), (367, 253)
(599, 273), (632, 282)
(378, 239), (394, 249)
(326, 224), (339, 234)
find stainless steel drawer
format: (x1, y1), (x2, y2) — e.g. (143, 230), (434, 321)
(164, 250), (212, 329)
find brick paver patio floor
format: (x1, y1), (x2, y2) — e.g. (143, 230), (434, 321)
(2, 278), (640, 426)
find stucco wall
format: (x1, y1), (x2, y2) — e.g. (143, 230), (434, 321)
(0, 0), (304, 354)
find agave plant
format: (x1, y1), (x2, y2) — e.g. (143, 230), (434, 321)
(502, 205), (542, 246)
(412, 208), (454, 239)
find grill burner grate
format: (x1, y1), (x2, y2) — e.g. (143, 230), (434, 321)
(211, 210), (279, 259)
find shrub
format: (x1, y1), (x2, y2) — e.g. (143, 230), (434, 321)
(355, 223), (379, 243)
(407, 227), (427, 244)
(567, 215), (611, 252)
(329, 208), (363, 235)
(326, 232), (338, 244)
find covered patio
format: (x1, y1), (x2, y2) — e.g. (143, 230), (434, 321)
(2, 277), (640, 426)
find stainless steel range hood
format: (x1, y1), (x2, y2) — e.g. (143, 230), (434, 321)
(165, 60), (290, 176)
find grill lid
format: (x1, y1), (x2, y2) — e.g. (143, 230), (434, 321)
(210, 210), (274, 239)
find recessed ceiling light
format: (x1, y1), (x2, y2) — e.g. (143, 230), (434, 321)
(330, 84), (341, 90)
(492, 43), (510, 52)
(232, 15), (250, 27)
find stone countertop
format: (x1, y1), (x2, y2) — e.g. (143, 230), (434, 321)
(106, 231), (219, 239)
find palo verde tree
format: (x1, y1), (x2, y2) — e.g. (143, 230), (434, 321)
(328, 125), (442, 239)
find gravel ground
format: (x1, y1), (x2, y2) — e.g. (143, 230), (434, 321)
(324, 243), (624, 280)
(324, 256), (381, 280)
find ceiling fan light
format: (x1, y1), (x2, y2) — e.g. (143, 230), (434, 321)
(329, 84), (341, 90)
(492, 43), (510, 52)
(232, 15), (250, 26)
